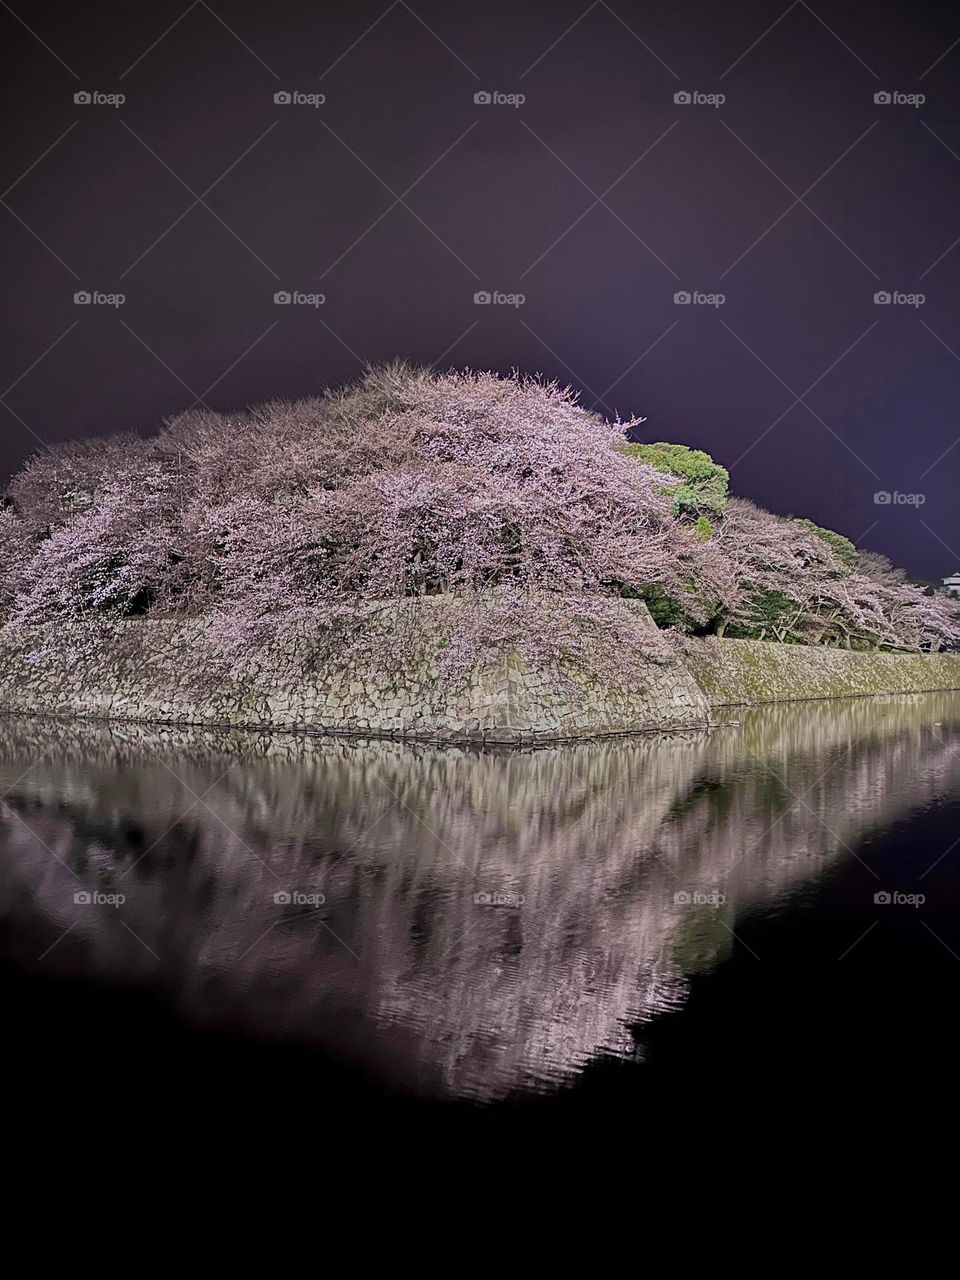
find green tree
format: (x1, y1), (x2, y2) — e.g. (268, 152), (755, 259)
(621, 442), (729, 519)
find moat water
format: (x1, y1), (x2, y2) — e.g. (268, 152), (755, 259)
(2, 694), (960, 1136)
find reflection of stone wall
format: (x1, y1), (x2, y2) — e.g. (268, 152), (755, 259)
(686, 637), (960, 706)
(0, 599), (709, 741)
(0, 601), (957, 741)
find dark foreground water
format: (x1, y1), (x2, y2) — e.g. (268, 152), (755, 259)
(3, 694), (960, 1141)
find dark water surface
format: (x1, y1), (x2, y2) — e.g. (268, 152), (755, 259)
(3, 695), (960, 1137)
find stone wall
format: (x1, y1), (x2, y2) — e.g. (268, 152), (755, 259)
(684, 636), (960, 707)
(0, 599), (709, 742)
(0, 603), (958, 740)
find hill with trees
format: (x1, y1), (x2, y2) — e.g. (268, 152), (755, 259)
(1, 362), (956, 679)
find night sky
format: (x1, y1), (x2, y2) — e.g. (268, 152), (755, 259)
(1, 0), (959, 579)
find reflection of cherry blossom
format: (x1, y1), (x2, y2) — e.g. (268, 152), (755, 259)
(1, 695), (958, 1099)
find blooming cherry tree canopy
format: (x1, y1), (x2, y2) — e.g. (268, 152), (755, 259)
(0, 363), (956, 675)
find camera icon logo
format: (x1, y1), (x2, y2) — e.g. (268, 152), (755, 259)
(874, 890), (892, 904)
(273, 291), (291, 304)
(673, 890), (691, 904)
(274, 91), (292, 105)
(74, 291), (91, 304)
(273, 890), (292, 904)
(674, 91), (692, 104)
(474, 91), (492, 105)
(74, 891), (92, 904)
(473, 891), (493, 904)
(673, 290), (691, 304)
(874, 290), (891, 304)
(874, 91), (892, 105)
(74, 90), (91, 105)
(873, 490), (892, 504)
(473, 290), (492, 304)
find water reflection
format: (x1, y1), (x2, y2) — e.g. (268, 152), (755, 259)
(1, 694), (959, 1101)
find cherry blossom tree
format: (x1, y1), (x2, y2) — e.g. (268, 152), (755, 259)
(8, 461), (185, 627)
(9, 434), (156, 534)
(710, 498), (960, 649)
(0, 362), (956, 675)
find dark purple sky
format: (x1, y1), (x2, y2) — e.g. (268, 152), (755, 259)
(1, 0), (959, 578)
